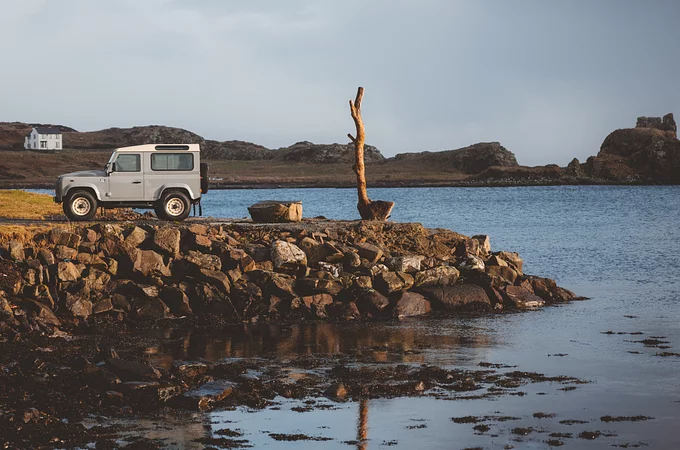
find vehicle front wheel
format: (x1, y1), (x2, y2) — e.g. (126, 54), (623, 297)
(64, 190), (97, 221)
(155, 191), (191, 221)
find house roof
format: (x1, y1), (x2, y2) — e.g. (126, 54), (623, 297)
(34, 127), (62, 135)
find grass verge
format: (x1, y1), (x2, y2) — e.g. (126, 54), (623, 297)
(0, 190), (62, 219)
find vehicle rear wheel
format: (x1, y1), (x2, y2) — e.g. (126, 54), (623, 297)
(155, 191), (191, 221)
(64, 190), (97, 221)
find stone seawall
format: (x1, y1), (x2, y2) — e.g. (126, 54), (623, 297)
(0, 220), (579, 334)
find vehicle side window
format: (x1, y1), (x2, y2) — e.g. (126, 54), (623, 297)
(151, 153), (194, 171)
(115, 154), (141, 172)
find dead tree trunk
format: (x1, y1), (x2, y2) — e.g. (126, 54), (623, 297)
(348, 87), (394, 221)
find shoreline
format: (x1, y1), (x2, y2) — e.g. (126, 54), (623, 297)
(1, 178), (676, 191)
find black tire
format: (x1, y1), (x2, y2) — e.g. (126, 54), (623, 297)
(200, 162), (209, 194)
(64, 190), (98, 221)
(155, 190), (191, 221)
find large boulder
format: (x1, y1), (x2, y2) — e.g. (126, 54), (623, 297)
(271, 241), (307, 270)
(393, 292), (431, 319)
(500, 285), (545, 309)
(248, 201), (302, 223)
(417, 284), (492, 310)
(133, 250), (171, 277)
(57, 261), (81, 282)
(414, 266), (460, 287)
(183, 250), (221, 272)
(154, 227), (181, 256)
(374, 271), (413, 296)
(355, 242), (383, 263)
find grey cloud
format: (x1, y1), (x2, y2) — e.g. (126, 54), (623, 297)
(1, 0), (679, 165)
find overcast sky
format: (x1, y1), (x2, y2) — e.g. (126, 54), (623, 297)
(1, 0), (679, 165)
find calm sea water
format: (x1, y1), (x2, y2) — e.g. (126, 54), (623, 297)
(30, 186), (680, 448)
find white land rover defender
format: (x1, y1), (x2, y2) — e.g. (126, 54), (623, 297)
(54, 144), (208, 221)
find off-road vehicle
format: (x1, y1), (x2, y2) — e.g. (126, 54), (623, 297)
(54, 144), (208, 221)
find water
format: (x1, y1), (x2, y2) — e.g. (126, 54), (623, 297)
(29, 186), (680, 448)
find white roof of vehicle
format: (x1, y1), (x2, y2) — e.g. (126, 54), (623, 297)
(116, 144), (200, 152)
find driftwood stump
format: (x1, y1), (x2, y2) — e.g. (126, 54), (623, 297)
(348, 87), (394, 221)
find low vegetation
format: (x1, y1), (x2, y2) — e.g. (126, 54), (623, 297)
(0, 190), (61, 219)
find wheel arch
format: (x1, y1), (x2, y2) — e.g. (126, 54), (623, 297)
(65, 186), (100, 201)
(155, 183), (199, 201)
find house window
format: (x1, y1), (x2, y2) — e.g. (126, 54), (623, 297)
(151, 153), (194, 171)
(114, 154), (141, 172)
(56, 142), (60, 149)
(40, 141), (47, 149)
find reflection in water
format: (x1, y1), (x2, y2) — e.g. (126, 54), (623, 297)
(147, 320), (496, 369)
(357, 399), (368, 450)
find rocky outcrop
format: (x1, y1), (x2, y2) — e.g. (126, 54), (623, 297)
(390, 142), (519, 174)
(589, 113), (680, 183)
(0, 221), (580, 335)
(273, 141), (384, 164)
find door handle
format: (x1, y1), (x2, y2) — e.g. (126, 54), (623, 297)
(132, 181), (141, 184)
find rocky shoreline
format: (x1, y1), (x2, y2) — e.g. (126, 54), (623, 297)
(0, 220), (583, 448)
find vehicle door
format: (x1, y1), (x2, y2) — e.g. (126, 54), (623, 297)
(108, 153), (144, 200)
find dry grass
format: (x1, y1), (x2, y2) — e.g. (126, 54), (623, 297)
(0, 190), (62, 219)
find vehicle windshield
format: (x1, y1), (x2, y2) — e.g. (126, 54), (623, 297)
(105, 152), (117, 171)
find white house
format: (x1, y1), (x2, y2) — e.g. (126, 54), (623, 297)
(24, 127), (63, 151)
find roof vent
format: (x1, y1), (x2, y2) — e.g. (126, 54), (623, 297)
(155, 145), (190, 150)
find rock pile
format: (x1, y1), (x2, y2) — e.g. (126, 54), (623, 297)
(0, 221), (579, 334)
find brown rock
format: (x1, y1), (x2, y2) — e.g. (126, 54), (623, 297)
(76, 253), (108, 270)
(154, 227), (181, 256)
(24, 299), (60, 326)
(160, 286), (192, 315)
(472, 235), (491, 255)
(9, 240), (24, 261)
(183, 250), (222, 272)
(248, 200), (302, 223)
(133, 250), (171, 277)
(124, 226), (148, 248)
(93, 298), (114, 314)
(55, 245), (78, 261)
(191, 233), (213, 251)
(414, 265), (460, 287)
(56, 232), (82, 249)
(188, 224), (208, 235)
(57, 261), (81, 282)
(501, 285), (545, 309)
(497, 252), (523, 274)
(356, 289), (390, 314)
(38, 249), (56, 266)
(271, 240), (307, 270)
(327, 301), (361, 320)
(200, 269), (231, 293)
(456, 239), (480, 257)
(301, 293), (334, 318)
(135, 297), (170, 319)
(386, 255), (424, 273)
(393, 292), (432, 319)
(69, 297), (93, 319)
(355, 242), (383, 263)
(417, 284), (492, 310)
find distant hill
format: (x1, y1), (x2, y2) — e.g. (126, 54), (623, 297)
(388, 142), (518, 174)
(0, 122), (77, 150)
